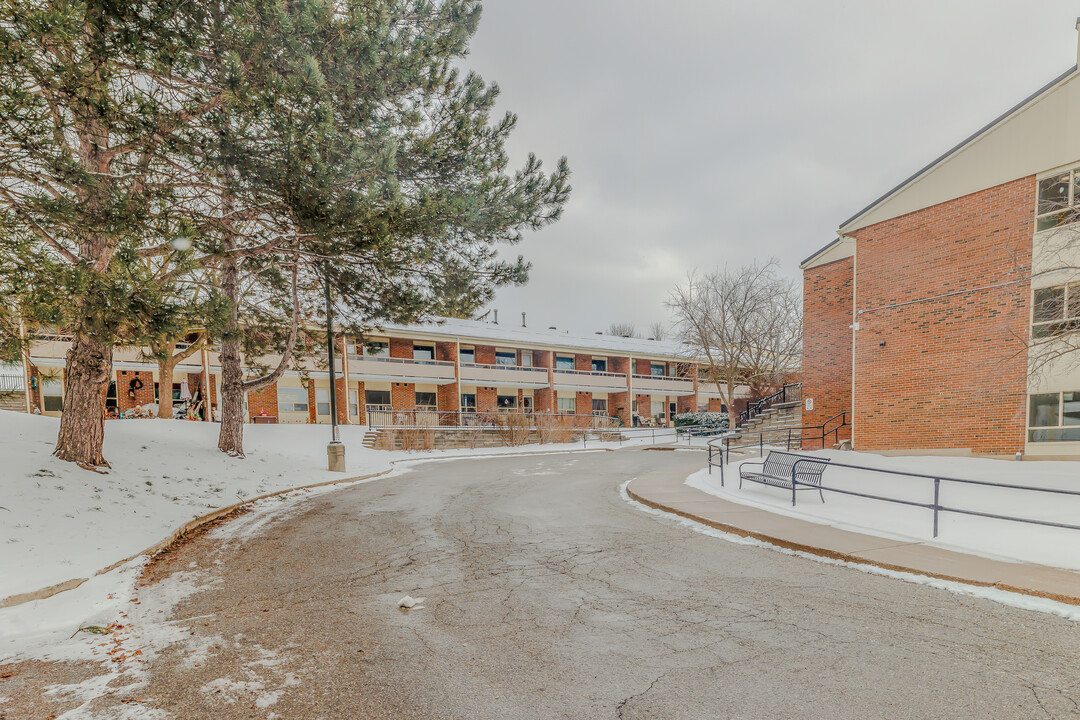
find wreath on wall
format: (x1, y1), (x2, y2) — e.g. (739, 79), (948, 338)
(129, 377), (144, 390)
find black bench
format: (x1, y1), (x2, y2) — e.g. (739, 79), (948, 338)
(739, 451), (830, 503)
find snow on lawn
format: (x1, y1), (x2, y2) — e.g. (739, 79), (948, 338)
(689, 450), (1080, 571)
(0, 410), (624, 603)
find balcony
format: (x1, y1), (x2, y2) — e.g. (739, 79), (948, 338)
(459, 362), (550, 388)
(631, 373), (696, 396)
(348, 356), (456, 384)
(553, 368), (629, 393)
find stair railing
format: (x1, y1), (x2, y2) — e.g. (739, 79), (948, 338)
(737, 382), (802, 428)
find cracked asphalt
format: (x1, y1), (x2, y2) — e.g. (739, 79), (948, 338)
(9, 448), (1080, 718)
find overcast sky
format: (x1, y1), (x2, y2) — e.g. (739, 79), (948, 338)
(458, 2), (1080, 335)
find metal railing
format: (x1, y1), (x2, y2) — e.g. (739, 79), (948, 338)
(737, 382), (802, 427)
(707, 412), (849, 483)
(461, 362), (547, 373)
(554, 368), (627, 379)
(0, 364), (26, 392)
(789, 456), (1080, 539)
(367, 409), (622, 430)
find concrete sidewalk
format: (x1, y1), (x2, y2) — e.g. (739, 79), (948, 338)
(627, 462), (1080, 605)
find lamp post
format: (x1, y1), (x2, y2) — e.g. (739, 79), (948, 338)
(324, 265), (345, 472)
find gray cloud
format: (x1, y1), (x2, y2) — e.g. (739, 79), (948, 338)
(463, 1), (1079, 334)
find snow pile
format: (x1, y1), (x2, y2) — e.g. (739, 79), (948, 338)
(690, 450), (1080, 570)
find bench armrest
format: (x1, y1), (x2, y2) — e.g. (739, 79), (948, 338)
(739, 460), (766, 476)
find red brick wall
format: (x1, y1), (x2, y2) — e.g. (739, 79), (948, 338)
(334, 376), (349, 424)
(477, 386), (497, 413)
(391, 382), (416, 411)
(534, 386), (553, 413)
(849, 176), (1032, 454)
(437, 382), (460, 414)
(117, 370), (155, 412)
(389, 337), (412, 359)
(306, 383), (317, 423)
(435, 341), (456, 363)
(248, 382), (279, 422)
(707, 398), (723, 413)
(635, 393), (651, 422)
(609, 390), (631, 425)
(635, 359), (652, 375)
(575, 391), (592, 416)
(575, 354), (591, 372)
(475, 345), (496, 365)
(802, 257), (854, 449)
(355, 380), (367, 425)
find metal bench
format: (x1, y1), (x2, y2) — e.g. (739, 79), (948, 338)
(739, 450), (830, 503)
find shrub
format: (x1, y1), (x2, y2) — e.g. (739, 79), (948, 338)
(673, 412), (728, 429)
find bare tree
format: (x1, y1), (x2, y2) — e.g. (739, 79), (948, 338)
(1014, 221), (1080, 381)
(648, 321), (667, 341)
(607, 322), (638, 338)
(668, 259), (802, 429)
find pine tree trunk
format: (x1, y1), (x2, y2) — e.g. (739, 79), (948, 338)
(156, 343), (175, 419)
(54, 331), (112, 468)
(217, 255), (246, 456)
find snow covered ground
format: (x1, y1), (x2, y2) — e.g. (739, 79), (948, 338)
(0, 410), (647, 661)
(690, 450), (1080, 571)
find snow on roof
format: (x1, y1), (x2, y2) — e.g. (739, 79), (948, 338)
(372, 316), (696, 359)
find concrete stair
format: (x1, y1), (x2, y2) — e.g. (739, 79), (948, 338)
(0, 391), (27, 413)
(733, 401), (803, 445)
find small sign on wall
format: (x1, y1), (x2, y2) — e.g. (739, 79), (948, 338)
(805, 397), (814, 412)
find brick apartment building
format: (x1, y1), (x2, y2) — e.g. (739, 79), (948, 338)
(802, 26), (1080, 459)
(6, 317), (739, 429)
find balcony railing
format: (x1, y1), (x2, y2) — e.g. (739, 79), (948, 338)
(367, 409), (620, 430)
(554, 368), (626, 378)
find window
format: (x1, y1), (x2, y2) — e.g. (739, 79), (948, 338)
(497, 394), (517, 410)
(650, 399), (664, 419)
(105, 381), (117, 410)
(365, 389), (390, 407)
(316, 388), (330, 416)
(1036, 169), (1080, 231)
(461, 393), (477, 411)
(555, 355), (574, 370)
(349, 389), (358, 418)
(413, 344), (435, 361)
(520, 350), (533, 367)
(346, 339), (358, 356)
(591, 358), (607, 372)
(416, 391), (437, 409)
(495, 349), (516, 366)
(1032, 283), (1080, 338)
(41, 379), (63, 413)
(522, 396), (534, 412)
(363, 340), (389, 357)
(460, 347), (475, 364)
(278, 386), (309, 413)
(1028, 391), (1080, 442)
(650, 363), (666, 376)
(557, 397), (575, 414)
(592, 398), (607, 415)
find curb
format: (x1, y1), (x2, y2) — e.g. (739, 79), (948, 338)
(625, 482), (1080, 608)
(0, 444), (615, 610)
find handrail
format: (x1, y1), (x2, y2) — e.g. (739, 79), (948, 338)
(630, 373), (693, 382)
(737, 382), (802, 428)
(554, 368), (627, 378)
(461, 362), (546, 372)
(706, 411), (849, 484)
(787, 455), (1080, 538)
(350, 355), (455, 367)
